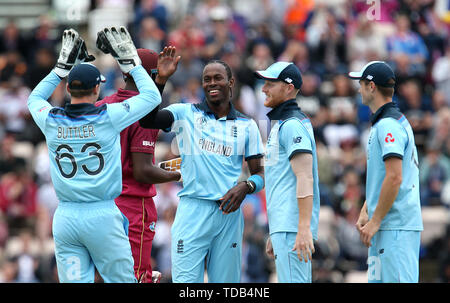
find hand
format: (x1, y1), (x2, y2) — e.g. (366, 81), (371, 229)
(356, 207), (369, 233)
(96, 26), (141, 73)
(54, 28), (83, 78)
(359, 219), (381, 247)
(219, 182), (248, 214)
(156, 46), (181, 84)
(159, 158), (182, 182)
(292, 226), (315, 263)
(266, 237), (274, 259)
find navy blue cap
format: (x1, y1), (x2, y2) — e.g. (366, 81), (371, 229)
(68, 63), (106, 90)
(255, 62), (303, 89)
(348, 61), (395, 87)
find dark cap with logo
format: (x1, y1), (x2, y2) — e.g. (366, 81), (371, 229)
(255, 62), (303, 89)
(68, 63), (106, 90)
(348, 61), (395, 87)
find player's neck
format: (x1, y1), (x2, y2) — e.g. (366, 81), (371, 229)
(207, 100), (230, 118)
(71, 97), (96, 105)
(371, 97), (392, 113)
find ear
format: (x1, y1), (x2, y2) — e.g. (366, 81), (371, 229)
(286, 83), (296, 95)
(93, 84), (100, 95)
(229, 77), (235, 88)
(66, 83), (71, 94)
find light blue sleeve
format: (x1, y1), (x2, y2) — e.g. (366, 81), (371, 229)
(279, 118), (312, 160)
(106, 65), (162, 132)
(164, 103), (188, 121)
(163, 103), (189, 132)
(376, 118), (408, 161)
(245, 119), (264, 160)
(27, 71), (60, 132)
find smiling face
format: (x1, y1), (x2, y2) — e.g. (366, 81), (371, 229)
(202, 63), (234, 106)
(261, 80), (292, 108)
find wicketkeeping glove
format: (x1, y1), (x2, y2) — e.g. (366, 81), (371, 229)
(76, 39), (96, 64)
(96, 26), (141, 74)
(53, 29), (84, 78)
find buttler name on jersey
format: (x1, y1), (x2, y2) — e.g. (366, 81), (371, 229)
(57, 124), (96, 139)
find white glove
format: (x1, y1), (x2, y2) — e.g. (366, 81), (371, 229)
(54, 29), (83, 78)
(96, 26), (141, 74)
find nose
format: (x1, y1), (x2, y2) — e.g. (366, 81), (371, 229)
(262, 83), (268, 93)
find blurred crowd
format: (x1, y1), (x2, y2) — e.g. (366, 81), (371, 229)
(0, 0), (449, 283)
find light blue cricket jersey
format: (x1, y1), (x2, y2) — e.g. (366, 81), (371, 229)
(164, 100), (264, 200)
(264, 100), (320, 240)
(366, 102), (423, 231)
(27, 66), (161, 202)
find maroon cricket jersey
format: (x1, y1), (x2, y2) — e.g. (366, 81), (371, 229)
(96, 88), (159, 198)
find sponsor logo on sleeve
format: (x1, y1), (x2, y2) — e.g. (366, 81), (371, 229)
(384, 133), (395, 143)
(143, 141), (155, 147)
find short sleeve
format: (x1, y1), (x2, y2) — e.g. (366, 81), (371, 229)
(129, 123), (159, 154)
(163, 103), (190, 132)
(279, 118), (313, 160)
(376, 118), (408, 161)
(165, 103), (189, 122)
(245, 119), (264, 161)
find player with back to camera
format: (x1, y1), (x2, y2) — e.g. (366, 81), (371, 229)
(27, 27), (162, 282)
(95, 40), (181, 282)
(139, 60), (265, 283)
(349, 61), (423, 283)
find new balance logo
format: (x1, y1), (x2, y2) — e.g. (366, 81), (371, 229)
(177, 240), (184, 253)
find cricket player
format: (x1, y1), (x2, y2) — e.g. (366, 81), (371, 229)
(95, 46), (181, 283)
(255, 62), (320, 283)
(349, 61), (423, 283)
(27, 27), (162, 282)
(139, 60), (265, 283)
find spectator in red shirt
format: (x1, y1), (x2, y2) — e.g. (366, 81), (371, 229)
(95, 47), (181, 283)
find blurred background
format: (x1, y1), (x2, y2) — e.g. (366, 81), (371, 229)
(0, 0), (449, 283)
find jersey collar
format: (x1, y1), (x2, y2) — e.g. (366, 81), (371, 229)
(370, 102), (400, 125)
(266, 99), (301, 121)
(196, 99), (238, 120)
(65, 102), (106, 116)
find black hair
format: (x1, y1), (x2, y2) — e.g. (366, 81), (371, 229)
(205, 59), (233, 81)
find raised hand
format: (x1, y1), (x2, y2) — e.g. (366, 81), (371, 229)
(96, 26), (141, 74)
(156, 46), (181, 84)
(54, 28), (83, 78)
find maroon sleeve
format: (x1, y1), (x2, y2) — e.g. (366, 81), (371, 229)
(129, 122), (159, 155)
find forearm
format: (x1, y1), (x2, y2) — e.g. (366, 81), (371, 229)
(139, 108), (174, 130)
(371, 175), (401, 224)
(129, 65), (161, 109)
(134, 166), (180, 184)
(28, 71), (61, 107)
(361, 200), (368, 215)
(297, 195), (313, 229)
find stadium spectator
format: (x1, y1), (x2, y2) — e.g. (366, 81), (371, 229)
(387, 13), (429, 78)
(0, 20), (28, 60)
(419, 143), (450, 206)
(134, 0), (168, 33)
(432, 42), (450, 104)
